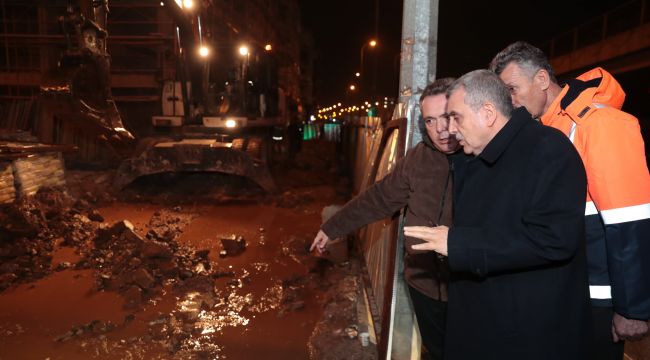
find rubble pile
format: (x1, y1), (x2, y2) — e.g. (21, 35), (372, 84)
(64, 170), (116, 206)
(145, 206), (195, 243)
(79, 208), (227, 308)
(0, 186), (102, 290)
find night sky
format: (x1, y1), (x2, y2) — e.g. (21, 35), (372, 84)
(300, 0), (631, 107)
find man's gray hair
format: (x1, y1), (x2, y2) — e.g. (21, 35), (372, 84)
(489, 41), (558, 84)
(447, 69), (514, 118)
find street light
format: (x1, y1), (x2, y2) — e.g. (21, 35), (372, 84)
(198, 45), (209, 57)
(349, 84), (356, 91)
(238, 45), (250, 113)
(264, 44), (272, 51)
(359, 39), (377, 74)
(355, 72), (360, 77)
(359, 39), (377, 94)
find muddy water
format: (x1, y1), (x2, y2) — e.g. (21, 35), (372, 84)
(0, 185), (339, 359)
(0, 235), (174, 359)
(0, 267), (125, 359)
(175, 203), (323, 359)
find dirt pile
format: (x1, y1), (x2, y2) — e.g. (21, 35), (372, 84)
(0, 186), (103, 290)
(0, 186), (228, 312)
(78, 208), (226, 308)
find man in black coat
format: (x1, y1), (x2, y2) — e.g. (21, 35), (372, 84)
(405, 70), (592, 359)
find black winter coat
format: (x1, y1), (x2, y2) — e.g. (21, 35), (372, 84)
(445, 108), (591, 359)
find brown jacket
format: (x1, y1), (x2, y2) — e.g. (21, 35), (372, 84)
(321, 138), (454, 300)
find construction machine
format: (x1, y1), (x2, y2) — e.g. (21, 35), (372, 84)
(113, 0), (289, 192)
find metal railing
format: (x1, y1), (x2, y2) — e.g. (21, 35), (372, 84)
(541, 0), (649, 58)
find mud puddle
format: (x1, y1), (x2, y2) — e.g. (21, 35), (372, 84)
(0, 198), (332, 359)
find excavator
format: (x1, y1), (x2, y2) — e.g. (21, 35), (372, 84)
(43, 0), (287, 192)
(114, 0), (285, 192)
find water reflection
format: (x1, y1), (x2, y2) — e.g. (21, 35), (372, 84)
(169, 275), (286, 355)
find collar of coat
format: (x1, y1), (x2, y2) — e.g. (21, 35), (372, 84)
(478, 106), (533, 164)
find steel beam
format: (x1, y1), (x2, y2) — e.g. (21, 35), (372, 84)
(397, 0), (439, 148)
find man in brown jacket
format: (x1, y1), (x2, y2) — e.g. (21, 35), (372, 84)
(310, 78), (460, 360)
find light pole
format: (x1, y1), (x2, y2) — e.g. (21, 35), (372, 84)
(238, 45), (250, 114)
(358, 39), (377, 93)
(355, 39), (377, 100)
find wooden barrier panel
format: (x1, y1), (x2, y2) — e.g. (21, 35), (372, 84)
(0, 141), (66, 203)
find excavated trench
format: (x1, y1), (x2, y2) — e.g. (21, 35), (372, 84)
(0, 141), (377, 359)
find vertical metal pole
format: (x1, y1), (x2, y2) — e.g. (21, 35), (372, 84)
(176, 26), (190, 120)
(386, 2), (439, 359)
(397, 0), (439, 148)
(197, 15), (203, 45)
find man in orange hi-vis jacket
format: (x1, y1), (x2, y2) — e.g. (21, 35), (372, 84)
(490, 41), (650, 360)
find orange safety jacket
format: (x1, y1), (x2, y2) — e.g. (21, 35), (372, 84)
(541, 67), (650, 320)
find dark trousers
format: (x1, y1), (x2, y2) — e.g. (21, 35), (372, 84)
(590, 305), (625, 360)
(408, 285), (447, 360)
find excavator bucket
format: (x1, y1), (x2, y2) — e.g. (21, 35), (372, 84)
(38, 2), (136, 161)
(113, 137), (276, 193)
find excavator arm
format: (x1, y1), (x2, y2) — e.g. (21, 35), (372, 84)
(40, 0), (135, 158)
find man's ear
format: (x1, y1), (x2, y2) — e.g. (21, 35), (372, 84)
(534, 69), (550, 91)
(482, 102), (498, 127)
